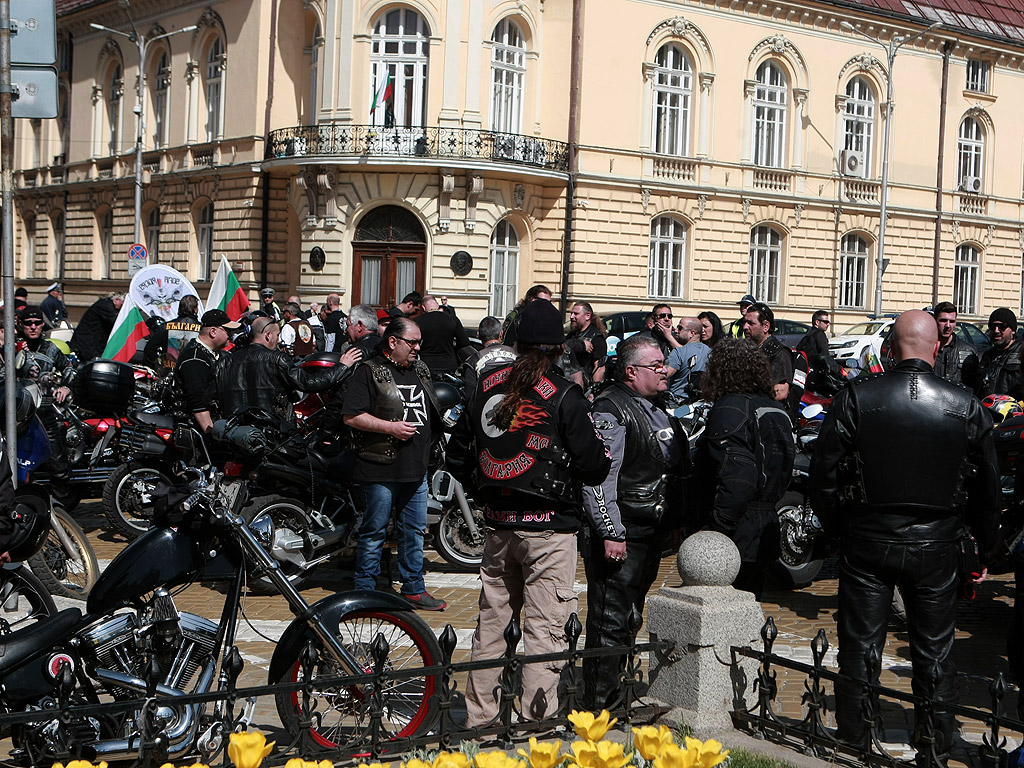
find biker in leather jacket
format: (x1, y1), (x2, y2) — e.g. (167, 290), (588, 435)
(809, 311), (999, 760)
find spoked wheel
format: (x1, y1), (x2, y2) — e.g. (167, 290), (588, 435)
(241, 495), (312, 595)
(431, 502), (485, 572)
(102, 461), (172, 539)
(0, 565), (57, 634)
(775, 491), (824, 589)
(275, 610), (440, 750)
(29, 507), (99, 600)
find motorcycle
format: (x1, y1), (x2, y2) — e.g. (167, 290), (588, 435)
(2, 428), (440, 765)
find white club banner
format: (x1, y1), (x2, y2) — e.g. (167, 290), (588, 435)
(128, 265), (204, 321)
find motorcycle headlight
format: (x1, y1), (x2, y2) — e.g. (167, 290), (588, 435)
(248, 512), (274, 549)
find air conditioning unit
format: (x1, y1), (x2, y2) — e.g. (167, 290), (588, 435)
(841, 149), (866, 177)
(961, 175), (983, 194)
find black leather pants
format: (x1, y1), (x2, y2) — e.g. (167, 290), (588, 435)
(38, 405), (71, 504)
(581, 530), (662, 710)
(836, 538), (960, 760)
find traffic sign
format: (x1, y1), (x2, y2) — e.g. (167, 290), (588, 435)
(128, 243), (148, 276)
(9, 0), (58, 120)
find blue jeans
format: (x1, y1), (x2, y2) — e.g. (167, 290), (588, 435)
(355, 476), (428, 595)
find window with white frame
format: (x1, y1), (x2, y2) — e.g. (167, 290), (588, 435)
(966, 59), (990, 93)
(370, 8), (430, 128)
(957, 116), (984, 192)
(152, 52), (169, 149)
(489, 219), (520, 317)
(146, 207), (160, 264)
(748, 225), (781, 303)
(648, 215), (687, 298)
(843, 77), (875, 176)
(752, 61), (787, 168)
(954, 244), (979, 315)
(307, 21), (322, 124)
(101, 210), (113, 279)
(197, 203), (214, 281)
(839, 233), (869, 309)
(204, 37), (224, 142)
(108, 64), (122, 155)
(652, 43), (693, 156)
(490, 18), (525, 134)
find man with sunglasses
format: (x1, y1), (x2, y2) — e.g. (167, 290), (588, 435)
(640, 303), (682, 358)
(975, 307), (1024, 401)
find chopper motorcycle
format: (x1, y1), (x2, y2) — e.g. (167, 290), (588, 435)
(0, 430), (440, 765)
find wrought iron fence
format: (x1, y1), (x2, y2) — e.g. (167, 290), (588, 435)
(3, 608), (669, 768)
(266, 124), (571, 173)
(732, 617), (1023, 768)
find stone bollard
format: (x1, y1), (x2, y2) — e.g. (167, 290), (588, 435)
(646, 530), (765, 736)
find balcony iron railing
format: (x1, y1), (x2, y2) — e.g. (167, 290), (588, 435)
(267, 124), (570, 172)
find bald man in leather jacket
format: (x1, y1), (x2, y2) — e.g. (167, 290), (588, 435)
(809, 310), (999, 763)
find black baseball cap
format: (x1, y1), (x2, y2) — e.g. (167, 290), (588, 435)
(739, 294), (757, 307)
(201, 309), (242, 329)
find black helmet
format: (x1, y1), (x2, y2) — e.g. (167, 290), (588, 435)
(231, 309), (270, 346)
(5, 485), (50, 561)
(0, 382), (38, 436)
(433, 381), (462, 411)
(145, 315), (166, 333)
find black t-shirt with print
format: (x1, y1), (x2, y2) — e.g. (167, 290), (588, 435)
(342, 361), (433, 483)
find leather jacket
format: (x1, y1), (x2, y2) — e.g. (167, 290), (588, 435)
(976, 339), (1024, 400)
(351, 357), (440, 465)
(934, 334), (978, 390)
(810, 358), (999, 559)
(213, 342), (352, 421)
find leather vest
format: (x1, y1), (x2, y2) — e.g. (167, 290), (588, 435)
(163, 319), (201, 370)
(841, 365), (974, 515)
(934, 335), (976, 388)
(978, 341), (1023, 399)
(469, 365), (576, 504)
(594, 384), (687, 528)
(287, 318), (316, 357)
(353, 357), (439, 465)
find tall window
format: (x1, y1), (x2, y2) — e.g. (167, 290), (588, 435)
(24, 216), (35, 276)
(152, 52), (169, 148)
(197, 203), (214, 281)
(204, 37), (224, 142)
(652, 43), (693, 156)
(748, 225), (781, 303)
(307, 21), (322, 124)
(957, 117), (985, 191)
(108, 64), (122, 155)
(954, 244), (980, 315)
(101, 209), (114, 279)
(370, 8), (430, 128)
(752, 61), (787, 168)
(648, 216), (687, 298)
(490, 18), (526, 134)
(146, 207), (160, 264)
(489, 219), (520, 317)
(843, 77), (875, 176)
(51, 211), (64, 277)
(839, 234), (869, 309)
(966, 59), (990, 93)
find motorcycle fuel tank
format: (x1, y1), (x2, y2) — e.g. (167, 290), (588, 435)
(87, 527), (203, 614)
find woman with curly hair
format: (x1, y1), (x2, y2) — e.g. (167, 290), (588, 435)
(695, 338), (795, 598)
(698, 310), (725, 349)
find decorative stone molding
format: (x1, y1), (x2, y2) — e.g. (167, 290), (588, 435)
(838, 53), (887, 82)
(438, 172), (454, 233)
(794, 204), (804, 227)
(184, 60), (198, 84)
(514, 183), (525, 209)
(697, 194), (707, 220)
(952, 218), (960, 240)
(742, 197), (751, 222)
(640, 187), (650, 214)
(1019, 228), (1024, 249)
(645, 16), (713, 64)
(91, 85), (103, 105)
(318, 168), (337, 227)
(296, 170), (318, 227)
(465, 174), (483, 231)
(183, 176), (219, 206)
(699, 72), (715, 92)
(987, 224), (995, 245)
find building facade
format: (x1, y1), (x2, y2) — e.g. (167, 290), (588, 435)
(13, 0), (1024, 329)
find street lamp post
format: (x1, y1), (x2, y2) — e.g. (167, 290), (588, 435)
(840, 20), (941, 317)
(91, 5), (196, 250)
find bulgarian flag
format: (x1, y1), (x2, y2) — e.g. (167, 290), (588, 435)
(370, 65), (392, 114)
(207, 255), (250, 320)
(101, 293), (149, 363)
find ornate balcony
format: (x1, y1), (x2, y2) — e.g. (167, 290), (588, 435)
(267, 124), (570, 173)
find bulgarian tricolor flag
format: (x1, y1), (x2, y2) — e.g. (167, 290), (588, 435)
(370, 65), (392, 114)
(102, 294), (148, 363)
(207, 255), (250, 320)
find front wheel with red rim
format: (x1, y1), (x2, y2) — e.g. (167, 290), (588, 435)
(274, 610), (440, 750)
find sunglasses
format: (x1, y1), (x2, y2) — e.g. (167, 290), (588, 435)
(990, 323), (1010, 332)
(656, 312), (673, 320)
(21, 320), (43, 327)
(631, 361), (667, 371)
(396, 336), (422, 347)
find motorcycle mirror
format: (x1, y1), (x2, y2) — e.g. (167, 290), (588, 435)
(802, 404), (824, 419)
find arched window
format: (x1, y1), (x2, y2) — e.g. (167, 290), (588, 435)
(370, 8), (430, 128)
(197, 202), (214, 281)
(151, 51), (170, 148)
(748, 225), (781, 302)
(204, 37), (224, 142)
(489, 219), (520, 317)
(957, 117), (985, 192)
(100, 209), (114, 279)
(490, 18), (526, 134)
(648, 216), (687, 298)
(843, 77), (875, 177)
(954, 244), (980, 315)
(146, 207), (161, 264)
(839, 233), (869, 309)
(652, 44), (693, 156)
(108, 64), (123, 155)
(752, 61), (787, 168)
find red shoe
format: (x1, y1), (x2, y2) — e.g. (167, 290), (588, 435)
(403, 592), (447, 611)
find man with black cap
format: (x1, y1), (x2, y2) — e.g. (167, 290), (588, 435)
(171, 309), (240, 433)
(976, 307), (1024, 401)
(13, 286), (28, 313)
(260, 287), (282, 323)
(731, 294), (757, 337)
(40, 283), (67, 329)
(448, 298), (611, 727)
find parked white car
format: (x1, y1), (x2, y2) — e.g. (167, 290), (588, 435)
(828, 319), (895, 365)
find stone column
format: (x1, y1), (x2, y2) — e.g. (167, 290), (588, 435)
(647, 530), (765, 736)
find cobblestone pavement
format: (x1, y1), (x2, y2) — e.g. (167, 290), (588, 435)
(22, 502), (1024, 766)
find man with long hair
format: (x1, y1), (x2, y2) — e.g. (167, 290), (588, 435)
(694, 338), (795, 598)
(566, 301), (607, 387)
(448, 298), (610, 726)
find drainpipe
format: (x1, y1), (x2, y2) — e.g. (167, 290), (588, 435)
(559, 0), (583, 314)
(260, 0), (279, 291)
(931, 40), (952, 307)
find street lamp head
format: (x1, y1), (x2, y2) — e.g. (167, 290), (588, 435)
(117, 0), (131, 7)
(840, 21), (855, 31)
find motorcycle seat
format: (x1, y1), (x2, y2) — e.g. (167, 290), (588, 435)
(307, 447), (354, 485)
(0, 607), (82, 677)
(130, 410), (175, 430)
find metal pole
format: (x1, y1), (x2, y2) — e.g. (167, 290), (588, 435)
(1, 0), (18, 483)
(874, 42), (895, 317)
(133, 31), (144, 244)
